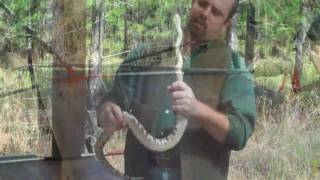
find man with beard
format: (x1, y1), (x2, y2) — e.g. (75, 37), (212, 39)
(98, 0), (256, 179)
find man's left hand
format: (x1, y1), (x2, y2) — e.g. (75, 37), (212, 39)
(167, 81), (199, 119)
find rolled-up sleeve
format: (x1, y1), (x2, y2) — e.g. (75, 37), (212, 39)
(220, 70), (257, 151)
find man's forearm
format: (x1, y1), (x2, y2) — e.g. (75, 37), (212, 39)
(192, 100), (230, 143)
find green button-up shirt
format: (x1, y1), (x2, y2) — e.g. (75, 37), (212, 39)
(150, 42), (256, 151)
(101, 41), (257, 179)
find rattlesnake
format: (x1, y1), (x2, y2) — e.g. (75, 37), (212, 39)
(95, 112), (187, 177)
(95, 14), (187, 177)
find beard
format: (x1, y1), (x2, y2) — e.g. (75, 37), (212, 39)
(187, 17), (208, 41)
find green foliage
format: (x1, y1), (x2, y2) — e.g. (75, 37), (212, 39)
(102, 0), (191, 52)
(0, 1), (319, 179)
(249, 0), (320, 56)
(254, 58), (293, 77)
(301, 61), (320, 86)
(0, 0), (52, 51)
(230, 97), (320, 179)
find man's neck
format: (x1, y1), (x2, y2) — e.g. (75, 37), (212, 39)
(183, 28), (223, 50)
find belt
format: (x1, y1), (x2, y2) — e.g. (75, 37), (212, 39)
(150, 154), (180, 169)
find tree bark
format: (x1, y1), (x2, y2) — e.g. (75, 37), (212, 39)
(293, 25), (305, 93)
(86, 0), (106, 153)
(123, 0), (129, 52)
(292, 1), (310, 94)
(227, 11), (239, 51)
(245, 3), (256, 66)
(27, 0), (50, 156)
(51, 0), (87, 160)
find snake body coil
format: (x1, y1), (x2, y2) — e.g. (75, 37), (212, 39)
(95, 14), (186, 178)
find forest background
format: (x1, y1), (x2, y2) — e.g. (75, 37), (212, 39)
(0, 0), (320, 179)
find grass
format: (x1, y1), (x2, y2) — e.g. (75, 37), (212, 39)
(0, 66), (52, 157)
(104, 130), (126, 173)
(0, 55), (124, 157)
(254, 54), (320, 92)
(0, 91), (43, 156)
(229, 96), (320, 180)
(0, 53), (319, 179)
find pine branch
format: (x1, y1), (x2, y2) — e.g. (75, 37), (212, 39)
(0, 2), (15, 17)
(0, 2), (64, 64)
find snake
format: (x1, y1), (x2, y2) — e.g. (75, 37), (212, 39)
(94, 14), (187, 178)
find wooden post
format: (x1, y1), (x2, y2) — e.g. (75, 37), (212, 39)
(51, 0), (87, 159)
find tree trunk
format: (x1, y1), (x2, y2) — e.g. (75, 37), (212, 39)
(227, 11), (239, 51)
(86, 0), (106, 153)
(292, 1), (310, 94)
(123, 0), (128, 51)
(51, 0), (87, 160)
(245, 3), (256, 66)
(27, 0), (50, 156)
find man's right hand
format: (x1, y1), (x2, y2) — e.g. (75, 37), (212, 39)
(97, 102), (126, 132)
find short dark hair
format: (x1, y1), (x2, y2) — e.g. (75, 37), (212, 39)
(227, 0), (239, 20)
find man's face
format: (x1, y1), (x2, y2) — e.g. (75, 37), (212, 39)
(188, 0), (234, 41)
